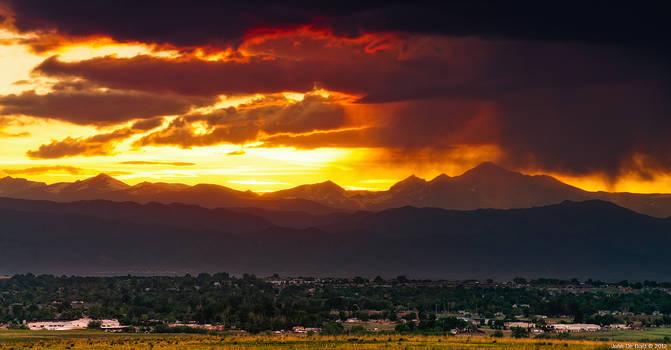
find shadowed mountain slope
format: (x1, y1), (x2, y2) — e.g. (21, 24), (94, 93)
(0, 197), (273, 234)
(0, 198), (669, 280)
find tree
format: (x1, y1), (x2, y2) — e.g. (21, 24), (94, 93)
(491, 330), (504, 338)
(513, 277), (527, 285)
(490, 319), (504, 330)
(87, 320), (102, 329)
(662, 315), (671, 326)
(322, 322), (344, 335)
(395, 322), (415, 333)
(352, 276), (367, 284)
(436, 317), (468, 331)
(402, 312), (417, 321)
(349, 325), (367, 335)
(511, 326), (529, 338)
(396, 276), (409, 283)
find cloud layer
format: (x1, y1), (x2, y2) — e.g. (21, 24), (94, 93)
(0, 87), (211, 125)
(1, 1), (670, 183)
(7, 1), (670, 53)
(136, 94), (347, 148)
(27, 118), (163, 158)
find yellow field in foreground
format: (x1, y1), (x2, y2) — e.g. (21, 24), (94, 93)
(0, 331), (642, 349)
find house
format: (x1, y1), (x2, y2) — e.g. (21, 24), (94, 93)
(550, 323), (601, 332)
(100, 319), (123, 330)
(607, 324), (630, 330)
(505, 321), (535, 329)
(169, 322), (225, 331)
(457, 317), (479, 325)
(292, 326), (321, 334)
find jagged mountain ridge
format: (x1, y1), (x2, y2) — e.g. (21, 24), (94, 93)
(261, 162), (671, 217)
(2, 162), (671, 217)
(0, 174), (336, 214)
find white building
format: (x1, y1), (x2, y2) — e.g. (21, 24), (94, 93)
(27, 317), (121, 331)
(28, 320), (78, 331)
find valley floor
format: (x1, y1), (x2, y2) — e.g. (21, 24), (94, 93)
(0, 331), (654, 349)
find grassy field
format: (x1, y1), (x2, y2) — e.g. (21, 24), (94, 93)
(0, 330), (653, 349)
(568, 327), (671, 342)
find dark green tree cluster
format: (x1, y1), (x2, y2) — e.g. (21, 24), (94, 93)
(2, 274), (671, 333)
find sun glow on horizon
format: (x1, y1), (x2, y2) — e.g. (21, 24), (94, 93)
(1, 24), (670, 195)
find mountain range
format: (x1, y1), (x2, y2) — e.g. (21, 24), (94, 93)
(2, 162), (670, 279)
(0, 173), (334, 214)
(2, 162), (671, 217)
(1, 196), (669, 279)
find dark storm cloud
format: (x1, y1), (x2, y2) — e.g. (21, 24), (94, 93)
(260, 98), (498, 150)
(32, 37), (670, 178)
(261, 89), (671, 180)
(7, 0), (316, 49)
(0, 89), (210, 125)
(8, 1), (671, 179)
(33, 40), (658, 103)
(494, 84), (671, 179)
(33, 55), (317, 97)
(7, 1), (670, 54)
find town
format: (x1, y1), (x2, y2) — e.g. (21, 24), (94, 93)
(1, 274), (670, 341)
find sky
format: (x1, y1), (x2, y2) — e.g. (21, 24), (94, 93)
(0, 1), (670, 193)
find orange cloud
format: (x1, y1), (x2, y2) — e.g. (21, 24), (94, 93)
(2, 2), (670, 187)
(27, 118), (163, 159)
(0, 87), (209, 125)
(2, 165), (84, 175)
(135, 93), (349, 148)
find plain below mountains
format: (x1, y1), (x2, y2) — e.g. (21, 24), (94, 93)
(2, 162), (671, 218)
(0, 196), (670, 280)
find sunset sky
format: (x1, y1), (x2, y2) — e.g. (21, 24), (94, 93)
(0, 1), (670, 193)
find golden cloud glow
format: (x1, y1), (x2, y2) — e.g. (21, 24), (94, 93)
(0, 30), (46, 94)
(1, 25), (670, 195)
(53, 40), (180, 62)
(228, 180), (289, 185)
